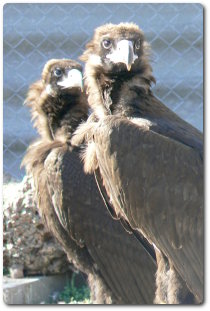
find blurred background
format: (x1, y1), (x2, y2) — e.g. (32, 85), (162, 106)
(3, 3), (203, 181)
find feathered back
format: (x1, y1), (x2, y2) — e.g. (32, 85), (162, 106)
(22, 139), (64, 174)
(24, 80), (53, 140)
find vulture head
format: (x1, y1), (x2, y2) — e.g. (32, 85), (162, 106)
(81, 23), (154, 75)
(42, 58), (83, 97)
(79, 23), (155, 118)
(25, 59), (87, 141)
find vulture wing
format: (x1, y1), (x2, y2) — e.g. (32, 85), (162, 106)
(23, 141), (96, 274)
(29, 140), (157, 304)
(91, 115), (203, 302)
(134, 93), (203, 155)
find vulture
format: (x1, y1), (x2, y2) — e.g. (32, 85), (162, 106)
(22, 59), (157, 304)
(72, 23), (203, 304)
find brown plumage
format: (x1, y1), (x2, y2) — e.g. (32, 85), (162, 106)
(72, 23), (203, 304)
(22, 59), (157, 304)
(25, 59), (87, 141)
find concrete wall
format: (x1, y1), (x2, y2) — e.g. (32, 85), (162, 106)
(3, 274), (71, 304)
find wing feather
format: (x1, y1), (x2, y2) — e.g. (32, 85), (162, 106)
(41, 143), (157, 304)
(92, 115), (203, 301)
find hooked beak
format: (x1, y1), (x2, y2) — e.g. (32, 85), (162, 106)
(57, 69), (83, 91)
(106, 40), (138, 71)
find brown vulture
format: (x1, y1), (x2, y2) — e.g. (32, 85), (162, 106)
(22, 59), (157, 304)
(72, 23), (203, 304)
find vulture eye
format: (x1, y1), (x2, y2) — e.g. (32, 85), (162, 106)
(54, 68), (62, 77)
(102, 39), (112, 49)
(135, 39), (141, 50)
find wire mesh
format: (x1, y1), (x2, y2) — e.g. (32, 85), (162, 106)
(3, 3), (203, 180)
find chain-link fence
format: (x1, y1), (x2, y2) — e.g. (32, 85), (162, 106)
(3, 3), (203, 181)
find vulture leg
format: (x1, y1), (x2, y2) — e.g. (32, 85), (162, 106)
(154, 247), (197, 304)
(88, 273), (112, 304)
(167, 260), (197, 304)
(154, 250), (169, 304)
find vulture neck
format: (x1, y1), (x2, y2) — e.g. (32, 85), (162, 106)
(85, 62), (155, 119)
(41, 92), (88, 142)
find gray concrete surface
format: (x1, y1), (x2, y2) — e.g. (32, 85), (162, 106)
(3, 273), (72, 304)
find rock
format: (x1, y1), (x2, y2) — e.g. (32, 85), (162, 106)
(10, 264), (24, 279)
(3, 175), (72, 276)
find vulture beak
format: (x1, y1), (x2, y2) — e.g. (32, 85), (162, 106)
(106, 40), (138, 71)
(57, 69), (83, 91)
